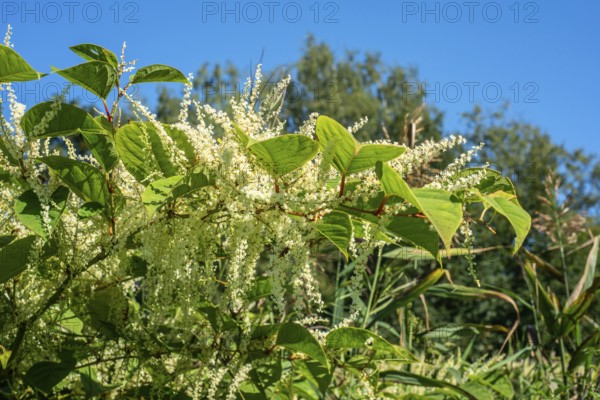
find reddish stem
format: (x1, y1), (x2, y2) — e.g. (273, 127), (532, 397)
(374, 196), (389, 216)
(338, 175), (346, 197)
(102, 100), (113, 122)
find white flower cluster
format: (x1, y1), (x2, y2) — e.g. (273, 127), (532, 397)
(0, 39), (498, 395)
(427, 142), (488, 191)
(391, 134), (466, 177)
(120, 41), (137, 73)
(3, 24), (13, 47)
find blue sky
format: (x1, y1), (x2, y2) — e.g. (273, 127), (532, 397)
(3, 0), (599, 154)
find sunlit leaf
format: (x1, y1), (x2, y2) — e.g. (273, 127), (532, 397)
(130, 64), (189, 84)
(0, 45), (45, 82)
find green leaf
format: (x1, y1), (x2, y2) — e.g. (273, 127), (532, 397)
(346, 144), (406, 175)
(383, 246), (503, 261)
(77, 202), (104, 219)
(370, 269), (444, 325)
(130, 64), (189, 84)
(326, 327), (416, 362)
(455, 168), (517, 198)
(0, 235), (16, 248)
(428, 284), (520, 350)
(376, 161), (462, 250)
(315, 211), (352, 260)
(114, 122), (150, 182)
(296, 360), (332, 396)
(566, 236), (599, 308)
(276, 323), (329, 369)
(480, 374), (515, 399)
(21, 102), (104, 138)
(142, 175), (184, 216)
(14, 186), (69, 238)
(459, 381), (496, 400)
(79, 366), (119, 398)
(352, 218), (393, 243)
(26, 360), (76, 393)
(380, 370), (478, 400)
(122, 255), (148, 277)
(248, 134), (319, 177)
(142, 170), (214, 216)
(88, 286), (128, 340)
(315, 116), (404, 175)
(115, 122), (182, 184)
(247, 277), (272, 302)
(53, 61), (118, 99)
(481, 194), (531, 253)
(0, 45), (45, 82)
(199, 302), (240, 333)
(315, 116), (358, 173)
(57, 309), (84, 336)
(94, 115), (115, 134)
(69, 44), (118, 69)
(385, 216), (440, 261)
(245, 352), (282, 397)
(568, 330), (600, 371)
(0, 346), (11, 369)
(0, 136), (19, 165)
(81, 132), (119, 171)
(38, 156), (110, 211)
(0, 236), (36, 284)
(419, 323), (505, 342)
(163, 124), (196, 166)
(522, 262), (560, 337)
(232, 123), (255, 147)
(561, 277), (600, 336)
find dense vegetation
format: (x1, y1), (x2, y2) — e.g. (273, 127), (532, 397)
(1, 31), (599, 399)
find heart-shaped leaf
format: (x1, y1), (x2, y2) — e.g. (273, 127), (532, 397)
(38, 156), (110, 213)
(315, 211), (352, 260)
(248, 134), (319, 177)
(316, 116), (404, 175)
(377, 161), (462, 250)
(0, 236), (36, 284)
(14, 186), (69, 238)
(21, 102), (104, 138)
(69, 44), (118, 69)
(53, 61), (118, 99)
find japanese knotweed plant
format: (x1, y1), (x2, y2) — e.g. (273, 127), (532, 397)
(0, 31), (531, 399)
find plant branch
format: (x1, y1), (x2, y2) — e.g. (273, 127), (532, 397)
(5, 249), (109, 372)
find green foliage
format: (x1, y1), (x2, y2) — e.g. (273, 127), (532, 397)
(315, 211), (353, 259)
(248, 134), (319, 178)
(0, 236), (36, 284)
(377, 161), (463, 251)
(69, 44), (119, 68)
(14, 187), (69, 238)
(316, 116), (405, 176)
(0, 40), (565, 400)
(38, 156), (111, 213)
(130, 64), (189, 85)
(0, 44), (44, 82)
(115, 122), (191, 183)
(53, 61), (118, 99)
(21, 102), (104, 138)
